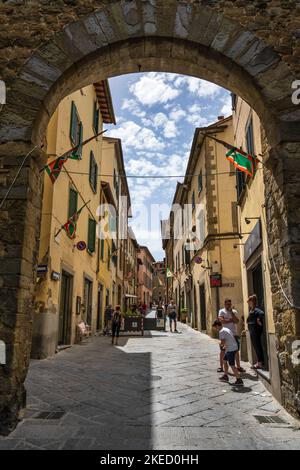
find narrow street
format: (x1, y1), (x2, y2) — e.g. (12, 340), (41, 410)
(1, 317), (299, 450)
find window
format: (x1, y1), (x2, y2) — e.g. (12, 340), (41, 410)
(68, 188), (78, 218)
(246, 117), (255, 156)
(198, 171), (203, 193)
(87, 218), (96, 253)
(236, 169), (246, 200)
(89, 151), (98, 193)
(93, 101), (99, 134)
(231, 93), (237, 111)
(107, 247), (111, 270)
(184, 247), (190, 265)
(100, 239), (105, 261)
(192, 191), (196, 211)
(70, 101), (83, 157)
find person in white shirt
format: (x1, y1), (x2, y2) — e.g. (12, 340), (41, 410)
(213, 320), (244, 386)
(167, 299), (178, 333)
(218, 298), (245, 374)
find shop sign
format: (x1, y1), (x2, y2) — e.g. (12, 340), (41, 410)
(244, 221), (262, 263)
(210, 273), (222, 288)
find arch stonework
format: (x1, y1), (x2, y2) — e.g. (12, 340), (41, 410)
(0, 0), (300, 433)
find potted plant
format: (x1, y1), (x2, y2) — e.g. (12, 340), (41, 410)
(180, 308), (188, 323)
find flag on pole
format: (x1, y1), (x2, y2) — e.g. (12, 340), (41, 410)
(42, 129), (107, 183)
(68, 149), (82, 160)
(62, 205), (84, 239)
(45, 155), (68, 184)
(226, 148), (256, 177)
(166, 268), (173, 278)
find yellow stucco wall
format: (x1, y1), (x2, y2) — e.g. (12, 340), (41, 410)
(35, 84), (108, 351)
(188, 119), (243, 334)
(233, 98), (275, 334)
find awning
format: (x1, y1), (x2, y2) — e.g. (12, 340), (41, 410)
(124, 294), (138, 299)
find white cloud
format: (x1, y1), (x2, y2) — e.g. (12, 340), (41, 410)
(185, 77), (222, 98)
(140, 112), (179, 139)
(220, 94), (232, 117)
(185, 103), (212, 127)
(121, 98), (146, 118)
(107, 121), (165, 151)
(169, 106), (186, 122)
(129, 72), (181, 107)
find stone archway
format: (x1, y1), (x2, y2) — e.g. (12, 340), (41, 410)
(1, 0), (300, 434)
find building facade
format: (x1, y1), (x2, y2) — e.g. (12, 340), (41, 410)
(124, 227), (139, 310)
(152, 261), (166, 305)
(137, 246), (155, 307)
(100, 136), (132, 313)
(232, 96), (282, 403)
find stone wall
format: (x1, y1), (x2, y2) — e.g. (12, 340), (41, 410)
(264, 142), (300, 417)
(0, 0), (300, 433)
(0, 144), (44, 434)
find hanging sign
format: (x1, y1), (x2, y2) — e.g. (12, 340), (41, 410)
(210, 273), (222, 288)
(76, 241), (87, 251)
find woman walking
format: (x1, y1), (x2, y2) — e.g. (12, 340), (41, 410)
(247, 294), (265, 369)
(111, 305), (122, 346)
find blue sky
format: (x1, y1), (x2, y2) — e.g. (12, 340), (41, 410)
(107, 73), (232, 261)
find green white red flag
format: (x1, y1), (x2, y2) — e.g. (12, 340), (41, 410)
(62, 205), (84, 239)
(45, 155), (68, 184)
(226, 148), (256, 177)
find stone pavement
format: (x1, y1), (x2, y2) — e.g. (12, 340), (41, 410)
(1, 321), (300, 450)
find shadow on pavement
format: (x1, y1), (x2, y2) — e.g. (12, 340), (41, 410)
(5, 336), (153, 450)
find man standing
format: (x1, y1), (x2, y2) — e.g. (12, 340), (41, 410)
(218, 298), (245, 373)
(167, 299), (178, 333)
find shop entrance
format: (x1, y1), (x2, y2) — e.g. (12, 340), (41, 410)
(58, 271), (73, 346)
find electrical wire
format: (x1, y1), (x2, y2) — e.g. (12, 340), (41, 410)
(57, 167), (264, 179)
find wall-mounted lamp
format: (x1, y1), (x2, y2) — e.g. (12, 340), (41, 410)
(245, 217), (260, 225)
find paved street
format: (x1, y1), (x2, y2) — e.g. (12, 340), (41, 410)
(1, 319), (300, 450)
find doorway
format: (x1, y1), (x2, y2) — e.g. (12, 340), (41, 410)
(58, 271), (73, 346)
(83, 278), (93, 327)
(193, 285), (199, 330)
(97, 283), (103, 331)
(251, 262), (269, 370)
(199, 284), (207, 331)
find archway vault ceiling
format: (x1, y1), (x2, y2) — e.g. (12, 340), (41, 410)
(0, 0), (300, 146)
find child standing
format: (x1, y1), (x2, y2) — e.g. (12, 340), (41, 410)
(213, 319), (244, 386)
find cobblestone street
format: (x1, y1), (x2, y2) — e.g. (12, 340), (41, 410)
(1, 322), (300, 450)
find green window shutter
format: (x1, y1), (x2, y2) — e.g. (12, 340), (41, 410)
(78, 122), (83, 158)
(100, 239), (104, 260)
(70, 101), (77, 145)
(93, 101), (99, 134)
(198, 172), (203, 193)
(89, 151), (97, 193)
(68, 188), (78, 218)
(88, 218), (96, 253)
(107, 247), (111, 269)
(94, 162), (98, 193)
